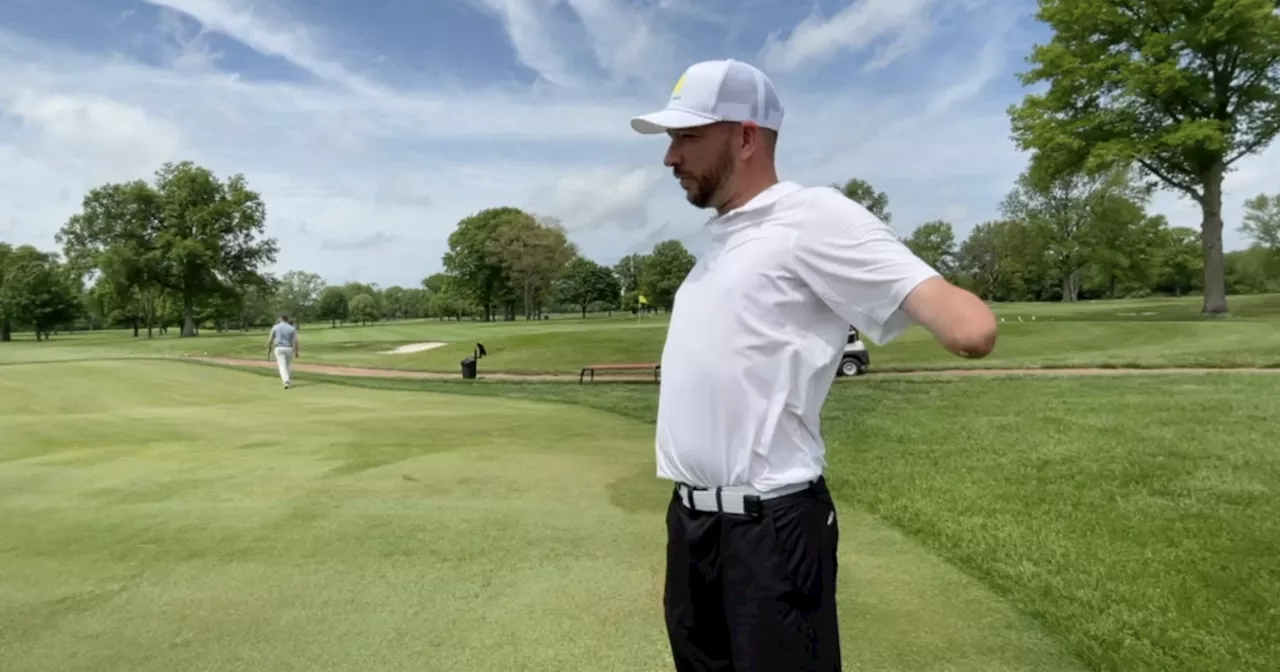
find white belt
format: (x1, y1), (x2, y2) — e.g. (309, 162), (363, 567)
(675, 480), (815, 517)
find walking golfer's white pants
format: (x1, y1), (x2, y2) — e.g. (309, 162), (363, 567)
(274, 346), (294, 384)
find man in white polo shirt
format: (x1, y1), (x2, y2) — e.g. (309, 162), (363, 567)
(630, 59), (998, 671)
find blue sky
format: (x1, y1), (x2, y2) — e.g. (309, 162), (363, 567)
(0, 0), (1271, 287)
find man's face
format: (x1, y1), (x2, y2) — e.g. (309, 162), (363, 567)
(663, 123), (737, 210)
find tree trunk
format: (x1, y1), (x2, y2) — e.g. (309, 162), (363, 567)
(132, 318), (139, 337)
(1061, 268), (1081, 302)
(524, 280), (533, 320)
(0, 317), (9, 342)
(1200, 163), (1229, 315)
(181, 293), (197, 337)
(581, 303), (587, 319)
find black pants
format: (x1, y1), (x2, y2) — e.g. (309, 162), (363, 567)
(663, 477), (841, 672)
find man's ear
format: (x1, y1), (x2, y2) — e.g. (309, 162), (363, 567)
(735, 122), (758, 157)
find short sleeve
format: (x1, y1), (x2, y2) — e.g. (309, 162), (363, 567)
(790, 197), (940, 345)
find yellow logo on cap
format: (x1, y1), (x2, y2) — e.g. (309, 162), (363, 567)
(671, 73), (686, 98)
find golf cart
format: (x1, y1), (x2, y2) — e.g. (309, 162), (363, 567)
(837, 327), (870, 377)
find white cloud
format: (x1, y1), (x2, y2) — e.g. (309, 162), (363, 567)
(9, 91), (183, 165)
(0, 0), (1270, 291)
(563, 0), (671, 82)
(759, 0), (934, 73)
(533, 165), (667, 231)
(467, 0), (581, 87)
(142, 0), (370, 90)
(467, 0), (678, 89)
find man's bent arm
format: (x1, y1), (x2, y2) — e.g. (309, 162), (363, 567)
(901, 277), (998, 358)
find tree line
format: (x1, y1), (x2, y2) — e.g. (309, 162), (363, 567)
(3, 162), (1279, 341)
(841, 170), (1280, 303)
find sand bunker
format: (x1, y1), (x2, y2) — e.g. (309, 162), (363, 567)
(381, 342), (447, 355)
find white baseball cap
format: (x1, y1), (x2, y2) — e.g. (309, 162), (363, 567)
(630, 59), (784, 135)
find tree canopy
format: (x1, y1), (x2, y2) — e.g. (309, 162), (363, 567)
(1008, 0), (1280, 314)
(57, 161), (278, 336)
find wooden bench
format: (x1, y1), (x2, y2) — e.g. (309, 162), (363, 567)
(579, 362), (661, 384)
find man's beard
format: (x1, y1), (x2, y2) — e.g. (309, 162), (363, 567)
(681, 145), (734, 209)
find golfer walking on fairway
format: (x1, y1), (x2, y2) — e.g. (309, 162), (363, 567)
(266, 314), (299, 389)
(629, 59), (999, 671)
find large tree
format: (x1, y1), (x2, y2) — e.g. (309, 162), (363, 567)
(486, 214), (576, 319)
(639, 240), (696, 311)
(58, 180), (166, 337)
(348, 293), (378, 325)
(316, 286), (348, 327)
(58, 161), (278, 336)
(903, 220), (957, 276)
(380, 286), (406, 320)
(0, 246), (80, 340)
(1000, 166), (1149, 301)
(1240, 192), (1280, 252)
(443, 207), (531, 321)
(1084, 208), (1170, 299)
(152, 162), (278, 337)
(274, 270), (326, 323)
(955, 220), (1049, 302)
(421, 273), (450, 294)
(558, 256), (621, 318)
(613, 254), (647, 295)
(1151, 225), (1205, 296)
(1008, 0), (1280, 315)
(426, 275), (472, 321)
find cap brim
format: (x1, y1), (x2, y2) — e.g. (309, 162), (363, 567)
(630, 108), (720, 134)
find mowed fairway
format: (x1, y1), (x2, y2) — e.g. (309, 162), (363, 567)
(0, 360), (1086, 671)
(0, 360), (674, 671)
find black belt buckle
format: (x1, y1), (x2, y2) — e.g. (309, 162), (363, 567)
(742, 494), (762, 519)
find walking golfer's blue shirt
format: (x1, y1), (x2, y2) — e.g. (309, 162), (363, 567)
(270, 322), (296, 348)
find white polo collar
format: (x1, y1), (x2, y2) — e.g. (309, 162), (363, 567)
(706, 180), (804, 226)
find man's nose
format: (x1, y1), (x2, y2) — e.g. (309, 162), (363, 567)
(663, 143), (679, 167)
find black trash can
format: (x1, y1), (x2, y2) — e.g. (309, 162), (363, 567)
(460, 356), (477, 380)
